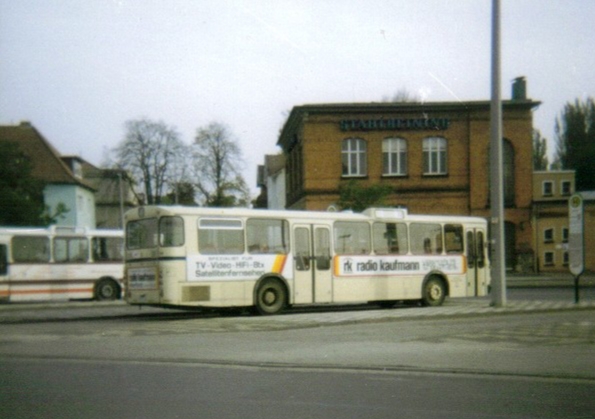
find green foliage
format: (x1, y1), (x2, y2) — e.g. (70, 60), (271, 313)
(337, 180), (393, 212)
(0, 142), (49, 226)
(532, 129), (549, 171)
(162, 182), (198, 206)
(554, 97), (595, 191)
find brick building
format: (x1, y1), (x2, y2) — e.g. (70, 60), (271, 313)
(276, 80), (540, 270)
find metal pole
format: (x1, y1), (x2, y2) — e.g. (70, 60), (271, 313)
(490, 0), (507, 307)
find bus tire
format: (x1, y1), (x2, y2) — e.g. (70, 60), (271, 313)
(421, 276), (446, 307)
(255, 278), (287, 315)
(95, 278), (120, 301)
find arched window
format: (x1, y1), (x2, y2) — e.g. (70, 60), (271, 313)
(423, 137), (447, 175)
(342, 138), (367, 177)
(503, 139), (515, 207)
(382, 138), (407, 176)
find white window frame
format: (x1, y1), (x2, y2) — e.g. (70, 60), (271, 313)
(423, 137), (447, 175)
(342, 138), (367, 177)
(382, 138), (407, 176)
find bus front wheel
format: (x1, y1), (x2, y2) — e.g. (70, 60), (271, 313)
(255, 279), (287, 315)
(421, 277), (446, 307)
(95, 278), (120, 301)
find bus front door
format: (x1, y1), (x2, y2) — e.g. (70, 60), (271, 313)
(293, 225), (332, 304)
(466, 229), (488, 296)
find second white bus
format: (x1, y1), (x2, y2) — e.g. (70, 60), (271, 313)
(124, 206), (490, 314)
(0, 226), (124, 302)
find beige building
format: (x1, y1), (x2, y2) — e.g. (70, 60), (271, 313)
(532, 170), (594, 273)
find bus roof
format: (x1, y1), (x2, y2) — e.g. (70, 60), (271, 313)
(0, 226), (123, 237)
(125, 206), (488, 225)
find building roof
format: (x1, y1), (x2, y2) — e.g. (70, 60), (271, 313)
(278, 99), (541, 149)
(0, 121), (95, 191)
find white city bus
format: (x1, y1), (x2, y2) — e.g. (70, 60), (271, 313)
(124, 206), (490, 314)
(0, 226), (124, 302)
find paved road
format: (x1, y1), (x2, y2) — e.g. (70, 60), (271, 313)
(1, 289), (594, 419)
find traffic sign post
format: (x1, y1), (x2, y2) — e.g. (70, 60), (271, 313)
(568, 193), (584, 303)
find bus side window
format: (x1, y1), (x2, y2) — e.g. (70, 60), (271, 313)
(444, 224), (464, 254)
(0, 244), (7, 275)
(373, 222), (407, 255)
(92, 237), (124, 262)
(12, 236), (50, 263)
(246, 219), (289, 254)
(410, 223), (442, 255)
(334, 222), (370, 255)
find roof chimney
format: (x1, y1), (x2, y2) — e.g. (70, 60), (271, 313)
(512, 76), (526, 100)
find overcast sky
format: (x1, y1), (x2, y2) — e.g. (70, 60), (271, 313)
(1, 0), (594, 196)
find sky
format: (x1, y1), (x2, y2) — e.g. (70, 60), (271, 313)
(1, 0), (594, 196)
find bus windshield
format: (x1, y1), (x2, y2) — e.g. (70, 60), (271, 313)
(126, 218), (158, 250)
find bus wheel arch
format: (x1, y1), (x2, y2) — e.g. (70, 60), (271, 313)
(421, 273), (447, 307)
(254, 276), (289, 315)
(95, 277), (121, 301)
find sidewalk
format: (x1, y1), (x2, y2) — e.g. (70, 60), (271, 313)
(507, 272), (595, 288)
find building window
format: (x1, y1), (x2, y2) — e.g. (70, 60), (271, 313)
(382, 138), (407, 176)
(543, 181), (553, 197)
(561, 180), (572, 196)
(543, 228), (554, 243)
(563, 251), (569, 266)
(544, 251), (555, 267)
(562, 227), (569, 243)
(422, 137), (447, 175)
(342, 138), (367, 177)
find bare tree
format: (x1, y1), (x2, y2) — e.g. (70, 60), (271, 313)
(382, 88), (420, 103)
(192, 122), (250, 207)
(113, 118), (187, 204)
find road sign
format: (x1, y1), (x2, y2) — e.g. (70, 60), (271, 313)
(568, 193), (584, 276)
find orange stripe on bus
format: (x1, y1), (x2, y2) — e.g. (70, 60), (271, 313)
(272, 255), (287, 273)
(4, 288), (93, 295)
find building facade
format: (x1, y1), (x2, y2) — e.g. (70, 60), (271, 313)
(277, 84), (540, 270)
(0, 122), (96, 228)
(1, 122), (137, 230)
(532, 170), (595, 273)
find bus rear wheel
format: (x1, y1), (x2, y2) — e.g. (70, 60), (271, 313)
(95, 278), (120, 301)
(421, 277), (446, 307)
(255, 279), (287, 315)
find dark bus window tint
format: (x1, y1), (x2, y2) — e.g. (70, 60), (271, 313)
(12, 236), (50, 263)
(127, 218), (158, 250)
(0, 245), (7, 275)
(93, 237), (124, 262)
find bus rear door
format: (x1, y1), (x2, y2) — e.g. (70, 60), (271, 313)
(466, 228), (488, 296)
(293, 225), (332, 304)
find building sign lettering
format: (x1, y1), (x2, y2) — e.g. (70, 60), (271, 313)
(339, 117), (450, 132)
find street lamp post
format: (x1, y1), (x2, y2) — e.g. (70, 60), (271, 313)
(490, 0), (507, 307)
